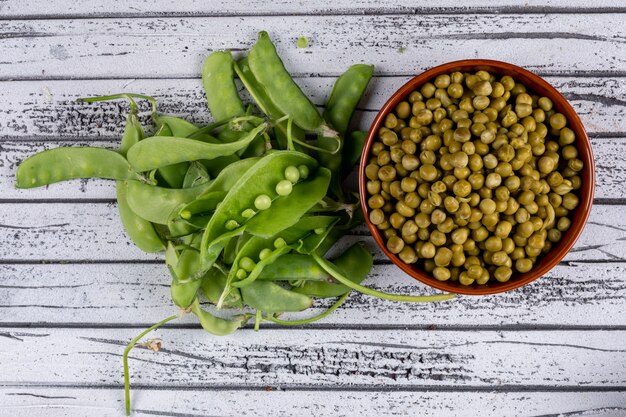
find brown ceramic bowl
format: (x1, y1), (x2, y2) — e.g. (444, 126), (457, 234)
(359, 60), (595, 295)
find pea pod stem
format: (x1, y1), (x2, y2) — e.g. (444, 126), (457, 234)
(123, 314), (180, 416)
(311, 252), (456, 303)
(79, 93), (157, 114)
(265, 291), (351, 325)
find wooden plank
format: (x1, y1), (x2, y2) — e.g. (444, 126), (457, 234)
(1, 0), (624, 19)
(1, 261), (625, 326)
(2, 136), (623, 200)
(1, 203), (624, 262)
(1, 388), (625, 417)
(2, 15), (626, 79)
(1, 77), (625, 139)
(0, 328), (624, 387)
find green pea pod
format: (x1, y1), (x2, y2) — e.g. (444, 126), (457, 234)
(152, 115), (202, 189)
(126, 180), (215, 224)
(241, 281), (313, 313)
(201, 266), (243, 309)
(179, 191), (227, 218)
(248, 31), (325, 133)
(200, 151), (318, 269)
(202, 51), (245, 121)
(257, 254), (330, 281)
(342, 130), (367, 176)
(324, 65), (374, 136)
(119, 111), (143, 155)
(201, 154), (241, 177)
(171, 275), (202, 309)
(191, 299), (246, 336)
(117, 181), (164, 252)
(235, 57), (306, 151)
(127, 122), (267, 171)
(293, 242), (373, 298)
(295, 217), (340, 255)
(16, 147), (139, 188)
(318, 64), (374, 198)
(183, 161), (211, 189)
(114, 110), (165, 253)
(173, 248), (201, 282)
(245, 167), (331, 238)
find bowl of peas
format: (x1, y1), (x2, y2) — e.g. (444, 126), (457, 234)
(359, 60), (595, 295)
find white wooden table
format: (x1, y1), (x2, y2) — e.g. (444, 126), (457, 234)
(1, 1), (625, 416)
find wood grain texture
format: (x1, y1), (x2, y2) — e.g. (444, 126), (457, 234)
(1, 0), (624, 18)
(1, 77), (625, 139)
(1, 261), (625, 326)
(1, 203), (624, 262)
(1, 328), (624, 387)
(1, 388), (625, 417)
(2, 14), (626, 79)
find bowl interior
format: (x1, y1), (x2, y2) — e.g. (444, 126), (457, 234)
(359, 60), (595, 295)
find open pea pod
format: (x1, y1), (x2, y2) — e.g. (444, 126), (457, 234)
(182, 161), (211, 189)
(199, 151), (319, 269)
(292, 242), (373, 298)
(16, 147), (140, 188)
(126, 180), (215, 224)
(127, 122), (267, 171)
(241, 281), (312, 313)
(203, 167), (331, 279)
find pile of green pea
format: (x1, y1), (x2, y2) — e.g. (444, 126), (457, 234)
(365, 71), (583, 285)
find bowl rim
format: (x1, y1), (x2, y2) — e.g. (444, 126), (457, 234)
(358, 59), (596, 295)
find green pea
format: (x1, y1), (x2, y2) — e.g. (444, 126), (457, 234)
(298, 164), (310, 179)
(225, 219), (240, 230)
(259, 248), (273, 260)
(284, 166), (300, 183)
(255, 194), (272, 210)
(274, 237), (287, 248)
(236, 269), (248, 279)
(240, 257), (256, 272)
(276, 179), (293, 196)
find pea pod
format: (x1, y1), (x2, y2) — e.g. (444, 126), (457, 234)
(182, 161), (211, 189)
(126, 180), (215, 224)
(171, 275), (202, 309)
(200, 151), (318, 269)
(342, 130), (367, 177)
(152, 116), (200, 189)
(235, 57), (306, 151)
(248, 31), (325, 133)
(16, 147), (139, 188)
(201, 266), (243, 309)
(257, 254), (330, 281)
(241, 281), (312, 312)
(318, 64), (374, 197)
(191, 299), (246, 336)
(127, 122), (267, 171)
(293, 242), (373, 298)
(202, 51), (245, 122)
(117, 181), (164, 252)
(115, 110), (165, 253)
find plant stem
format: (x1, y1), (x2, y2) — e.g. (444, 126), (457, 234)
(123, 314), (179, 416)
(311, 253), (456, 303)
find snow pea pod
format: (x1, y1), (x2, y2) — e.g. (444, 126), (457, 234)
(171, 275), (202, 309)
(127, 122), (267, 172)
(202, 51), (245, 121)
(117, 181), (164, 252)
(257, 254), (330, 281)
(248, 31), (325, 133)
(342, 130), (367, 177)
(200, 151), (318, 269)
(152, 116), (201, 188)
(182, 162), (210, 189)
(191, 299), (247, 336)
(115, 110), (165, 253)
(16, 147), (139, 188)
(293, 242), (373, 298)
(126, 180), (215, 224)
(318, 64), (373, 198)
(201, 266), (243, 309)
(241, 281), (312, 313)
